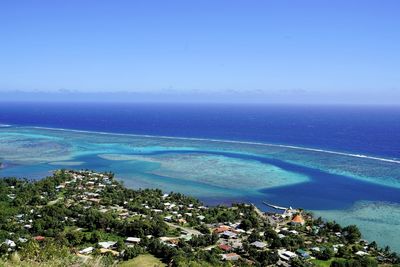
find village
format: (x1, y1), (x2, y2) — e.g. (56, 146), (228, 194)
(0, 170), (399, 266)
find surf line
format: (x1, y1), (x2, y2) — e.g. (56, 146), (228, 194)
(26, 125), (400, 165)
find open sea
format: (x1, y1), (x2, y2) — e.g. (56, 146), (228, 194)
(0, 102), (400, 251)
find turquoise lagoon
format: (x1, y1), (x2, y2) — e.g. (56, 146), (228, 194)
(1, 126), (400, 252)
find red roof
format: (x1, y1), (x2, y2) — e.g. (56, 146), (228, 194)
(292, 214), (305, 224)
(214, 225), (231, 234)
(34, 236), (45, 241)
(218, 244), (232, 251)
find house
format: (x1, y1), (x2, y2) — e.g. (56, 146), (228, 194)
(4, 239), (16, 248)
(221, 253), (240, 261)
(279, 250), (297, 261)
(311, 247), (320, 252)
(34, 236), (45, 241)
(119, 212), (129, 218)
(221, 230), (237, 239)
(218, 244), (232, 252)
(177, 218), (187, 224)
(18, 238), (28, 243)
(355, 251), (369, 256)
(98, 241), (117, 249)
(251, 241), (267, 249)
(79, 247), (94, 254)
(126, 237), (141, 243)
(333, 244), (344, 253)
(213, 225), (231, 234)
(88, 198), (101, 203)
(296, 249), (310, 259)
(231, 240), (243, 249)
(291, 214), (305, 226)
(162, 238), (179, 247)
(289, 230), (299, 235)
(197, 215), (205, 221)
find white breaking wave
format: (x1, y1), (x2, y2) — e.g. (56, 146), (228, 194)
(19, 125), (400, 165)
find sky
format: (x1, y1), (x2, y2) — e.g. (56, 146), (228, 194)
(1, 0), (399, 104)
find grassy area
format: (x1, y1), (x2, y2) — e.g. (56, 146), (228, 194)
(47, 196), (63, 206)
(0, 253), (90, 267)
(311, 258), (334, 267)
(119, 254), (166, 267)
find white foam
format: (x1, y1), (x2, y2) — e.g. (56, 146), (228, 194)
(24, 125), (400, 164)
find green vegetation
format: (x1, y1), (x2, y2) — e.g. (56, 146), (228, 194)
(119, 254), (166, 267)
(311, 258), (334, 267)
(0, 170), (399, 267)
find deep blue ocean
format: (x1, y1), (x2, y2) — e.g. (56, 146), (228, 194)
(0, 102), (399, 159)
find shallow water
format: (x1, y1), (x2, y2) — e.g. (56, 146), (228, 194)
(314, 201), (400, 252)
(0, 126), (400, 251)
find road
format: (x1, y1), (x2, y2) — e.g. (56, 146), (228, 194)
(165, 222), (202, 236)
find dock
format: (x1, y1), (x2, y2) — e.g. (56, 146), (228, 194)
(263, 201), (289, 211)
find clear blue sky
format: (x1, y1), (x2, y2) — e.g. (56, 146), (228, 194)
(1, 0), (399, 104)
